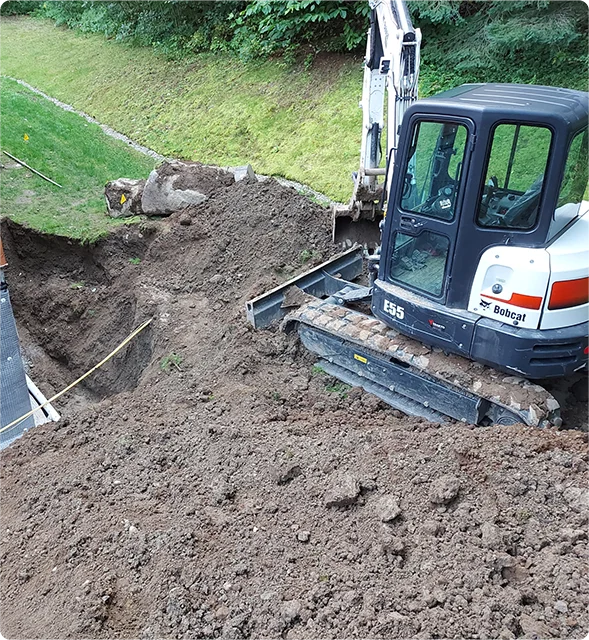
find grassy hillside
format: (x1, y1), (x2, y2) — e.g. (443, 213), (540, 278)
(0, 17), (365, 203)
(0, 76), (155, 240)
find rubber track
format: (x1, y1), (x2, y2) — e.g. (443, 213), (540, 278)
(286, 298), (561, 427)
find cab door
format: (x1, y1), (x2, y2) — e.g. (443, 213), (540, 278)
(381, 116), (474, 304)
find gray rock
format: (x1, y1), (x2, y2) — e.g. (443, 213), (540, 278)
(231, 164), (257, 183)
(274, 463), (302, 485)
(377, 495), (402, 522)
(297, 530), (311, 543)
(519, 613), (556, 638)
(421, 519), (443, 536)
(105, 178), (145, 218)
(142, 163), (207, 215)
(563, 486), (588, 512)
(554, 600), (568, 614)
(428, 474), (460, 504)
(481, 522), (504, 549)
(211, 479), (236, 503)
(324, 474), (360, 508)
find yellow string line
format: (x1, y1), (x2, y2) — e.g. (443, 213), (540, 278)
(0, 317), (153, 435)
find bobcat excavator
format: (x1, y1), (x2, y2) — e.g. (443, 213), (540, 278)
(246, 0), (589, 427)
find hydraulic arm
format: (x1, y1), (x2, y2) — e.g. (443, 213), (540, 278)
(333, 0), (421, 247)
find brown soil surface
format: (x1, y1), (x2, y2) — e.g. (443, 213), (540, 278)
(0, 171), (588, 639)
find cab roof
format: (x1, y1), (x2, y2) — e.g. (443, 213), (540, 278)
(416, 83), (588, 129)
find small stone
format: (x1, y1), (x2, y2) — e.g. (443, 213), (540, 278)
(421, 519), (443, 536)
(560, 528), (586, 543)
(324, 474), (360, 508)
(274, 463), (302, 485)
(563, 486), (588, 512)
(215, 605), (230, 621)
(280, 600), (302, 624)
(546, 397), (560, 412)
(428, 475), (460, 504)
(432, 587), (446, 604)
(377, 495), (402, 523)
(519, 614), (556, 638)
(554, 600), (568, 614)
(290, 376), (309, 391)
(211, 480), (236, 503)
(179, 213), (192, 226)
(481, 522), (504, 549)
(231, 164), (256, 183)
(527, 404), (541, 427)
(359, 477), (378, 492)
(494, 552), (516, 569)
(297, 530), (311, 543)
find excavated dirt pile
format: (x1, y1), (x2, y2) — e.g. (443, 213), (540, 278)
(1, 168), (588, 640)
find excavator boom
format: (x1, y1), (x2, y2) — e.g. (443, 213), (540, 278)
(333, 0), (421, 248)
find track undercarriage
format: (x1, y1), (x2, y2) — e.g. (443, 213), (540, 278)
(284, 298), (561, 428)
(245, 247), (563, 429)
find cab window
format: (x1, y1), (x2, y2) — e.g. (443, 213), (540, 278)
(389, 231), (450, 298)
(400, 120), (468, 221)
(557, 128), (588, 216)
(477, 124), (552, 230)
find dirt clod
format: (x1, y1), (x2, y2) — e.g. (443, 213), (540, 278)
(324, 474), (361, 508)
(428, 474), (461, 504)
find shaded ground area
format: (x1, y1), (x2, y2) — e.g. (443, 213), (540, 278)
(0, 172), (588, 639)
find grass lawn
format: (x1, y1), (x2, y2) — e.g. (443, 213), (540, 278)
(0, 17), (365, 203)
(0, 76), (156, 241)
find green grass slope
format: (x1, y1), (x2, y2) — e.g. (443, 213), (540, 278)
(0, 17), (364, 202)
(0, 76), (155, 240)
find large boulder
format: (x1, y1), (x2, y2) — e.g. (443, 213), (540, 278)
(141, 161), (234, 216)
(105, 178), (145, 218)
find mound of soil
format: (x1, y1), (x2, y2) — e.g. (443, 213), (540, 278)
(1, 170), (588, 639)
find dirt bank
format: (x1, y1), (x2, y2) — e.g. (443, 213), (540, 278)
(1, 171), (587, 639)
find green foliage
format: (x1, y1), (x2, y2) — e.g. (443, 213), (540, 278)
(324, 380), (351, 398)
(234, 1), (370, 60)
(16, 0), (585, 88)
(0, 1), (40, 16)
(418, 1), (588, 89)
(160, 352), (183, 373)
(128, 257), (141, 265)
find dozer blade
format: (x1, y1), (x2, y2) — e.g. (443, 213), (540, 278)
(245, 246), (363, 329)
(284, 298), (562, 428)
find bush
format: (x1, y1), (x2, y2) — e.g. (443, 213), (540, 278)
(0, 1), (42, 16)
(12, 1), (588, 89)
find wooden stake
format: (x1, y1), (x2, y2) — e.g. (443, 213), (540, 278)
(1, 150), (62, 188)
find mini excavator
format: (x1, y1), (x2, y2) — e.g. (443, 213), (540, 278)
(246, 0), (589, 427)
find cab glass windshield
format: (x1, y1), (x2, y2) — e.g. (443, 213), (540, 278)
(400, 120), (468, 221)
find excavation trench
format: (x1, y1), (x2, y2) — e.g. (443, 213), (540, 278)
(0, 170), (339, 423)
(2, 219), (154, 406)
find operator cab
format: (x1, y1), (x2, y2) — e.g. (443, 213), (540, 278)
(372, 83), (588, 378)
(380, 83), (588, 309)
